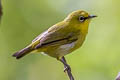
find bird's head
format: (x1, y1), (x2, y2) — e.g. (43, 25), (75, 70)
(64, 10), (97, 33)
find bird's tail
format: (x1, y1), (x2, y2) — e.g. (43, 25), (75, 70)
(12, 45), (33, 59)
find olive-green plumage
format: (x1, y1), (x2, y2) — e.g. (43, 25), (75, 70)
(13, 10), (96, 59)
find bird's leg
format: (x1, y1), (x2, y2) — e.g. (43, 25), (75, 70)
(59, 56), (74, 80)
(60, 56), (71, 72)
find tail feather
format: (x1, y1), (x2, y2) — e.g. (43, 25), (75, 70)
(12, 46), (33, 59)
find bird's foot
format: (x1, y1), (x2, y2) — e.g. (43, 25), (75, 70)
(64, 64), (71, 72)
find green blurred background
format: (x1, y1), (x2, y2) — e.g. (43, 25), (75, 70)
(0, 0), (120, 80)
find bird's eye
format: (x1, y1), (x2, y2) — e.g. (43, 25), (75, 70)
(79, 16), (85, 22)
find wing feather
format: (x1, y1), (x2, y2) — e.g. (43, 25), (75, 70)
(31, 22), (80, 49)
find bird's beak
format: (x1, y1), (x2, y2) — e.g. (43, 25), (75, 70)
(88, 15), (97, 19)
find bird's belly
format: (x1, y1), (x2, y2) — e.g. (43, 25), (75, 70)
(57, 42), (75, 56)
(43, 42), (75, 58)
(43, 35), (86, 58)
(58, 35), (86, 56)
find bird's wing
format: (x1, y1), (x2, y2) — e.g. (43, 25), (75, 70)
(32, 22), (80, 49)
(32, 31), (47, 43)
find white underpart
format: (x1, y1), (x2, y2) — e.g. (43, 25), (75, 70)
(57, 42), (75, 55)
(60, 42), (75, 50)
(41, 52), (47, 56)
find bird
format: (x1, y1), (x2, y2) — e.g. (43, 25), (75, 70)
(12, 10), (97, 80)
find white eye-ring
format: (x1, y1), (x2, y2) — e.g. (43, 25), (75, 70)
(79, 16), (85, 22)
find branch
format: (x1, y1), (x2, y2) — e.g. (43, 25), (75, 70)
(116, 72), (120, 80)
(65, 66), (74, 80)
(60, 57), (74, 80)
(0, 0), (2, 21)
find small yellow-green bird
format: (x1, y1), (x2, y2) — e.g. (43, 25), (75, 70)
(13, 10), (96, 79)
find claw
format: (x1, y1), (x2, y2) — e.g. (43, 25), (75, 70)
(59, 56), (74, 80)
(64, 64), (71, 72)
